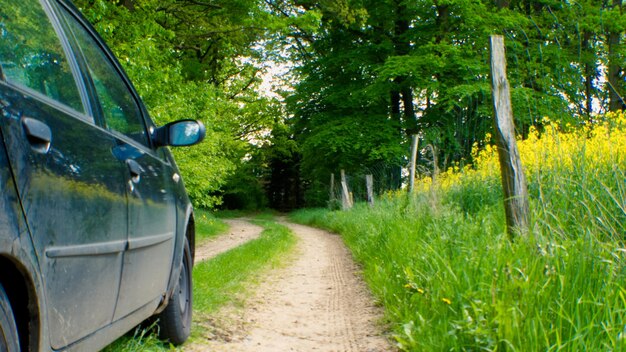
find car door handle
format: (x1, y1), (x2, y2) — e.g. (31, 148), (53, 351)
(126, 159), (143, 184)
(22, 117), (51, 153)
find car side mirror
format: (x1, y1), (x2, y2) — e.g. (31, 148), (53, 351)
(153, 120), (206, 147)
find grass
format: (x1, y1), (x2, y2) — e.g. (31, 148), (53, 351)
(191, 217), (296, 315)
(211, 209), (249, 219)
(194, 208), (228, 244)
(291, 191), (626, 350)
(102, 321), (175, 352)
(105, 214), (296, 351)
(290, 114), (626, 351)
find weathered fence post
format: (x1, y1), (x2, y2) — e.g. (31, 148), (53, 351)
(330, 173), (335, 207)
(340, 169), (353, 210)
(408, 134), (419, 193)
(490, 35), (530, 238)
(366, 174), (374, 207)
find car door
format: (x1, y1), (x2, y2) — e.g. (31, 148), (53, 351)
(0, 0), (127, 348)
(56, 4), (178, 320)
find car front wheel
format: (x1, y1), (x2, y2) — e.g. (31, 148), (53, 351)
(0, 283), (20, 352)
(158, 238), (192, 345)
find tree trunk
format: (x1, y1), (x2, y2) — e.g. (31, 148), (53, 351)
(583, 31), (594, 119)
(391, 90), (401, 120)
(495, 0), (510, 9)
(608, 0), (624, 111)
(402, 86), (417, 133)
(392, 0), (417, 189)
(119, 0), (135, 11)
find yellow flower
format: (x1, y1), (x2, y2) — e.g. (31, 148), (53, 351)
(404, 283), (426, 295)
(409, 112), (626, 195)
(441, 298), (451, 305)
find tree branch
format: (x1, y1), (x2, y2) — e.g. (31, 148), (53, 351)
(180, 0), (222, 10)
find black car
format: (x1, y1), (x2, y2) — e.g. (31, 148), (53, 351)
(0, 0), (205, 350)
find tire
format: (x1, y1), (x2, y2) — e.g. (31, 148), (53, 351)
(158, 239), (192, 345)
(0, 283), (20, 352)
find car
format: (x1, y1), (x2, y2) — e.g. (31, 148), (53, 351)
(0, 0), (205, 350)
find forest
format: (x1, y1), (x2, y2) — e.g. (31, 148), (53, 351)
(73, 0), (625, 210)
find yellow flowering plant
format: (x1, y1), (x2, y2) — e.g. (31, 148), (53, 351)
(414, 112), (626, 194)
(412, 112), (626, 225)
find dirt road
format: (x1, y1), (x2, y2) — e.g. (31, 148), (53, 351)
(194, 219), (263, 262)
(187, 219), (393, 351)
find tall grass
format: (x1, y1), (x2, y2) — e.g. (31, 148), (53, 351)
(291, 112), (626, 351)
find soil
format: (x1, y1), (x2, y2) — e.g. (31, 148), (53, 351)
(185, 219), (394, 352)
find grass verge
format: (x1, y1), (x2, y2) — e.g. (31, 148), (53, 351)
(291, 192), (626, 351)
(194, 208), (228, 244)
(105, 215), (295, 351)
(191, 218), (296, 315)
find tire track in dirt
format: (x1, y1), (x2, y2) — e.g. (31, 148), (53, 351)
(186, 219), (393, 352)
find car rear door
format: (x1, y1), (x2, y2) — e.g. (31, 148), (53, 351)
(56, 3), (178, 320)
(0, 0), (127, 348)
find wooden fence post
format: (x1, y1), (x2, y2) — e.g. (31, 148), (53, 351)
(340, 169), (353, 210)
(330, 173), (335, 207)
(408, 134), (419, 193)
(366, 174), (374, 207)
(490, 35), (530, 238)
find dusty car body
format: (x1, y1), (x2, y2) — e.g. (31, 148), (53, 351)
(0, 0), (204, 350)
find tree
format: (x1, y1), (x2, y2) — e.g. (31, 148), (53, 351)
(606, 0), (625, 111)
(74, 0), (307, 208)
(263, 122), (303, 210)
(285, 0), (409, 203)
(75, 0), (625, 209)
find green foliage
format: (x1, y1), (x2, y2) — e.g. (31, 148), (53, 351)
(73, 0), (301, 208)
(103, 321), (177, 352)
(71, 0), (625, 211)
(254, 121), (303, 210)
(286, 0), (625, 203)
(219, 150), (269, 211)
(285, 3), (408, 200)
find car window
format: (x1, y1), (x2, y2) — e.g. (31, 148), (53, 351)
(58, 6), (148, 146)
(0, 0), (84, 112)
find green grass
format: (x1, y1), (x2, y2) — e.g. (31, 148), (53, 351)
(105, 214), (296, 351)
(212, 209), (249, 219)
(212, 209), (282, 220)
(191, 217), (296, 315)
(194, 208), (228, 243)
(290, 162), (626, 351)
(103, 321), (176, 352)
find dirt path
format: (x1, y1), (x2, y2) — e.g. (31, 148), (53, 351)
(194, 219), (263, 262)
(187, 219), (393, 351)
